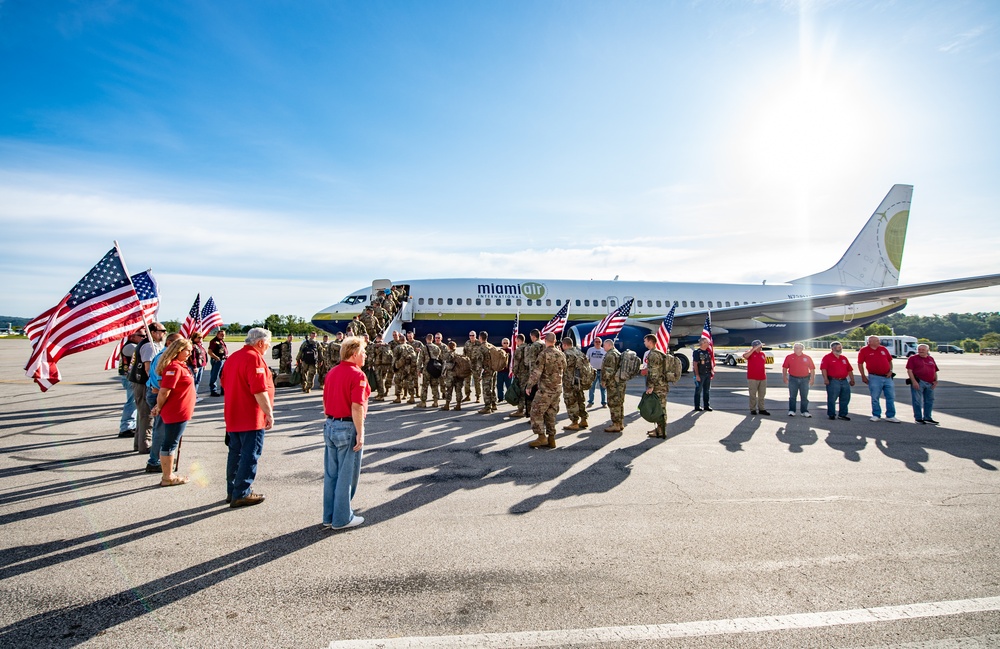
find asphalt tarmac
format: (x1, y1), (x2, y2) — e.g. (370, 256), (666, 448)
(1, 339), (998, 648)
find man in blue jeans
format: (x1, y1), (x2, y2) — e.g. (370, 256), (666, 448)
(208, 330), (228, 397)
(222, 328), (274, 508)
(906, 344), (940, 424)
(321, 336), (369, 530)
(586, 337), (606, 407)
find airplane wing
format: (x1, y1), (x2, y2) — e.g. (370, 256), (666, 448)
(634, 273), (1000, 327)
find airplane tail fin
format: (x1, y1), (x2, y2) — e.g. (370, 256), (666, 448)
(789, 184), (913, 289)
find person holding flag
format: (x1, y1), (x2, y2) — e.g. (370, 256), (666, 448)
(692, 313), (715, 411)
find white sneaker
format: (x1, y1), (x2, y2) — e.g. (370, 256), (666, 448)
(330, 515), (364, 530)
(869, 416), (881, 422)
(788, 411), (796, 417)
(886, 417), (901, 423)
(802, 412), (812, 418)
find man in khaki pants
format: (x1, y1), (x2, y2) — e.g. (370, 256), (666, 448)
(742, 339), (770, 416)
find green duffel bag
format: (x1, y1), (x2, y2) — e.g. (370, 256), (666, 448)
(290, 369), (302, 386)
(638, 392), (664, 423)
(505, 376), (521, 407)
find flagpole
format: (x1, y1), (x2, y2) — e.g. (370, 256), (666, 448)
(114, 240), (153, 341)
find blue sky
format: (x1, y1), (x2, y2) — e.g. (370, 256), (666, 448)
(1, 0), (998, 325)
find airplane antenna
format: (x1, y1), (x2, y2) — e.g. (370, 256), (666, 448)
(613, 275), (619, 281)
(762, 280), (767, 285)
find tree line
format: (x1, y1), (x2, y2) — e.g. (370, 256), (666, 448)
(834, 312), (1000, 352)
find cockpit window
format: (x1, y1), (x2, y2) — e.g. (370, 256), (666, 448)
(340, 294), (368, 306)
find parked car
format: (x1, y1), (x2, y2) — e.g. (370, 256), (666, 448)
(714, 348), (774, 367)
(937, 344), (964, 354)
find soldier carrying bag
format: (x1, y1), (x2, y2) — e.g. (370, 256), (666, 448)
(271, 343), (282, 360)
(427, 358), (444, 378)
(301, 342), (318, 365)
(506, 376), (521, 406)
(578, 362), (597, 387)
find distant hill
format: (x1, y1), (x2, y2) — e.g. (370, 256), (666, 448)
(0, 316), (30, 328)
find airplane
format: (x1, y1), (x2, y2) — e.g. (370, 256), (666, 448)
(311, 184), (1000, 373)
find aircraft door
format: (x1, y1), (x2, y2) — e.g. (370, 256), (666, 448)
(400, 299), (414, 323)
(606, 297), (618, 312)
(371, 279), (392, 300)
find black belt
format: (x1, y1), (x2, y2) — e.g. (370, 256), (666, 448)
(871, 373), (891, 378)
(327, 416), (352, 421)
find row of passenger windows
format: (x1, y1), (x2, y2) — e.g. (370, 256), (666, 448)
(415, 297), (754, 308)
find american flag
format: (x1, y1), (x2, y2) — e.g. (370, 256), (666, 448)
(702, 311), (715, 370)
(540, 301), (570, 339)
(580, 298), (633, 348)
(201, 296), (224, 333)
(508, 311), (519, 378)
(179, 294), (201, 338)
(25, 249), (148, 391)
(655, 303), (676, 353)
(103, 270), (160, 370)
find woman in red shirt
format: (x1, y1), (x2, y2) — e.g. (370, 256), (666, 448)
(151, 338), (197, 487)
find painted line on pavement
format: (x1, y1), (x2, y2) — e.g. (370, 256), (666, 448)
(327, 595), (1000, 648)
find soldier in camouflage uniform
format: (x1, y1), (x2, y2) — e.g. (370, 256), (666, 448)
(439, 341), (465, 411)
(476, 331), (499, 414)
(419, 333), (442, 407)
(317, 334), (331, 387)
(373, 302), (389, 331)
(522, 329), (544, 417)
(526, 333), (566, 448)
(643, 334), (682, 438)
(371, 339), (390, 401)
(360, 307), (378, 340)
(601, 339), (626, 432)
(560, 337), (590, 430)
(347, 315), (365, 338)
(507, 333), (528, 418)
(326, 334), (342, 371)
(279, 334), (293, 375)
(462, 330), (480, 402)
(392, 336), (418, 404)
(296, 331), (320, 393)
(406, 331), (426, 406)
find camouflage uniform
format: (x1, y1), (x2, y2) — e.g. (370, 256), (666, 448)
(408, 336), (427, 406)
(279, 339), (293, 375)
(360, 308), (378, 340)
(602, 347), (626, 431)
(561, 346), (589, 429)
(508, 343), (529, 417)
(527, 344), (566, 447)
(477, 342), (499, 413)
(326, 340), (342, 370)
(392, 341), (418, 403)
(439, 345), (464, 411)
(317, 338), (330, 387)
(420, 337), (443, 406)
(463, 338), (481, 401)
(523, 338), (544, 416)
(645, 349), (682, 437)
(296, 337), (320, 393)
(347, 317), (365, 338)
(371, 341), (391, 400)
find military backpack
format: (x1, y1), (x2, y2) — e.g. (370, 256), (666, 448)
(486, 344), (508, 373)
(617, 349), (642, 382)
(300, 341), (318, 365)
(578, 362), (597, 387)
(394, 344), (416, 370)
(453, 354), (472, 379)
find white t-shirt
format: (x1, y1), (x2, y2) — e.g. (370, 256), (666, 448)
(586, 346), (606, 370)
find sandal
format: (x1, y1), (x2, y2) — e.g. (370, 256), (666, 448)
(159, 476), (189, 487)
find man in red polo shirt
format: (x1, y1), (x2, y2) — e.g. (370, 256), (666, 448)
(857, 335), (900, 423)
(222, 327), (275, 508)
(322, 336), (370, 530)
(821, 341), (855, 420)
(782, 343), (815, 417)
(906, 344), (940, 424)
(742, 340), (770, 416)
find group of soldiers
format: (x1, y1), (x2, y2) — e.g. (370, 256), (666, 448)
(274, 323), (685, 449)
(345, 286), (407, 341)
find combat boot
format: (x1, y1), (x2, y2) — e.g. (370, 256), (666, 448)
(432, 400), (439, 408)
(547, 433), (557, 448)
(407, 397), (416, 404)
(528, 434), (548, 448)
(392, 396), (402, 404)
(562, 421), (582, 431)
(604, 423), (623, 433)
(454, 402), (462, 411)
(477, 407), (490, 414)
(509, 409), (524, 418)
(416, 401), (427, 408)
(580, 419), (589, 429)
(440, 404), (450, 411)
